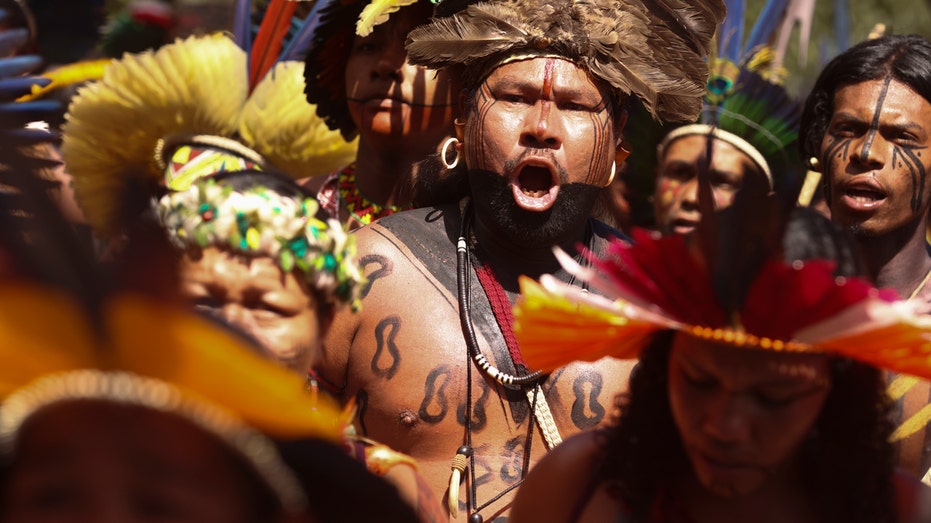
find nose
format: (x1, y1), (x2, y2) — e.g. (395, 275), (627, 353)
(371, 41), (405, 83)
(853, 130), (887, 169)
(677, 177), (700, 211)
(701, 392), (750, 445)
(520, 102), (562, 149)
(220, 303), (260, 338)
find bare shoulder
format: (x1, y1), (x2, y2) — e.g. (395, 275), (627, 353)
(895, 468), (931, 523)
(510, 430), (610, 523)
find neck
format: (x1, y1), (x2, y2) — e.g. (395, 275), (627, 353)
(470, 208), (589, 294)
(679, 466), (814, 523)
(856, 215), (931, 298)
(353, 137), (435, 208)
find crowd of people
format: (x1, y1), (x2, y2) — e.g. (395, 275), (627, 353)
(4, 0), (931, 522)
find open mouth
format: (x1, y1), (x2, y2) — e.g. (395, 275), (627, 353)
(511, 163), (559, 211)
(842, 184), (886, 211)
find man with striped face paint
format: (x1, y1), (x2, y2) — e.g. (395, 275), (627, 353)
(311, 0), (725, 519)
(800, 33), (931, 483)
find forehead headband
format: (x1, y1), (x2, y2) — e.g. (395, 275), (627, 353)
(658, 124), (773, 185)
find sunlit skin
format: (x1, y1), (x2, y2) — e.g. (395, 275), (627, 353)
(653, 134), (763, 236)
(344, 4), (459, 150)
(461, 57), (622, 215)
(179, 247), (324, 374)
(668, 335), (831, 499)
(2, 401), (275, 523)
(315, 54), (636, 520)
(821, 78), (931, 237)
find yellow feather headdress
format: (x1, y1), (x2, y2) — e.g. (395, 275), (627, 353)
(0, 282), (348, 513)
(62, 34), (358, 237)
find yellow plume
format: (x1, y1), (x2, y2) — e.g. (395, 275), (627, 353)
(356, 0), (419, 36)
(240, 61), (358, 180)
(16, 59), (112, 102)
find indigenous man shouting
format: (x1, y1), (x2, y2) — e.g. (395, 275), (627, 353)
(314, 0), (725, 520)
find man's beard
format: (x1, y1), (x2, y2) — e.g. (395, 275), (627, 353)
(469, 168), (601, 247)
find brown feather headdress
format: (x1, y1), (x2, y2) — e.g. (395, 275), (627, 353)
(406, 0), (726, 123)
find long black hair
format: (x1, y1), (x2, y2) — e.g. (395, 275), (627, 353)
(799, 34), (931, 168)
(599, 208), (895, 522)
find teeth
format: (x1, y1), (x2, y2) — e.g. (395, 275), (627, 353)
(521, 188), (547, 198)
(847, 189), (883, 203)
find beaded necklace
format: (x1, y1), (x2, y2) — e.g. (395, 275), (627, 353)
(337, 164), (411, 226)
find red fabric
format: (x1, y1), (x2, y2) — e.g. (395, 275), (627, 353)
(474, 262), (527, 367)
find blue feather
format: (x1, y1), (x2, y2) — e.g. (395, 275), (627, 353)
(279, 0), (340, 63)
(833, 0), (849, 53)
(232, 0), (252, 52)
(744, 0), (789, 54)
(719, 0), (745, 62)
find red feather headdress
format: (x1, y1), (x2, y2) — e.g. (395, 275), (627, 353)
(514, 224), (931, 379)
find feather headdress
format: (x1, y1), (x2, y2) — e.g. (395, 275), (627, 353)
(303, 0), (435, 139)
(63, 13), (358, 236)
(0, 72), (347, 514)
(405, 0), (725, 123)
(513, 203), (931, 382)
(623, 0), (804, 227)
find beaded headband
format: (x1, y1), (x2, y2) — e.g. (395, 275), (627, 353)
(156, 177), (365, 309)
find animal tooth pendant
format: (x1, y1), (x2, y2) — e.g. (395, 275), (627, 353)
(447, 445), (472, 517)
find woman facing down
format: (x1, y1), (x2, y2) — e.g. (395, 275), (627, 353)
(509, 205), (931, 523)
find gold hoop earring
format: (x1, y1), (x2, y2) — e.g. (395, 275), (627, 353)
(604, 161), (616, 187)
(441, 137), (460, 170)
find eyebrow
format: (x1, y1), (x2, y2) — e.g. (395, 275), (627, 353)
(833, 111), (925, 131)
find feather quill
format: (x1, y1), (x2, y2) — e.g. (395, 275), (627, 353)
(279, 0), (338, 62)
(719, 0), (745, 62)
(232, 0), (252, 51)
(249, 0), (299, 91)
(744, 0), (789, 52)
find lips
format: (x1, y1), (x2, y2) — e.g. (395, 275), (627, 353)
(670, 217), (698, 235)
(838, 177), (887, 212)
(511, 160), (560, 211)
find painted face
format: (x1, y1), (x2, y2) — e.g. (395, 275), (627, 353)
(667, 334), (831, 497)
(344, 3), (460, 147)
(2, 401), (270, 523)
(821, 78), (931, 236)
(462, 57), (620, 214)
(654, 134), (763, 236)
(179, 247), (324, 374)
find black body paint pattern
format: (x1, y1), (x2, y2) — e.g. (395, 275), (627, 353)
(499, 435), (527, 483)
(371, 315), (402, 380)
(457, 378), (490, 432)
(571, 371), (606, 430)
(419, 365), (453, 424)
(359, 254), (393, 299)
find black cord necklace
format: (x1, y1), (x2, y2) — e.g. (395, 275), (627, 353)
(453, 202), (593, 522)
